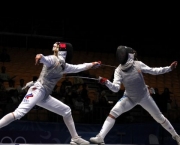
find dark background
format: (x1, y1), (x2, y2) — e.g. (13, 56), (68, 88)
(0, 5), (179, 59)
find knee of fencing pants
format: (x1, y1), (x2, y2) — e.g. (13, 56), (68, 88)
(62, 106), (71, 118)
(152, 113), (165, 124)
(110, 110), (119, 118)
(110, 105), (123, 118)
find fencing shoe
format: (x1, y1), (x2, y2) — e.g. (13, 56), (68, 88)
(173, 135), (180, 145)
(70, 136), (90, 145)
(90, 134), (105, 145)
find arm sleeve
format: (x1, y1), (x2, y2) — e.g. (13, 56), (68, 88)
(105, 67), (122, 92)
(63, 63), (93, 73)
(140, 61), (172, 75)
(39, 54), (55, 67)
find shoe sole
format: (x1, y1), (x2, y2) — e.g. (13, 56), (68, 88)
(90, 140), (105, 145)
(90, 139), (105, 145)
(70, 142), (90, 145)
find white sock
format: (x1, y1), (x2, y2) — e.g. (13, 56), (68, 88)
(0, 113), (15, 128)
(99, 116), (115, 139)
(63, 114), (78, 138)
(161, 119), (178, 137)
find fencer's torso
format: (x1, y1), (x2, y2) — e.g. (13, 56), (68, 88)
(106, 60), (171, 102)
(117, 61), (148, 101)
(37, 55), (65, 98)
(34, 54), (93, 99)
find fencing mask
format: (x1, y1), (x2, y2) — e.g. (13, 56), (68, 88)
(116, 45), (137, 64)
(53, 42), (73, 63)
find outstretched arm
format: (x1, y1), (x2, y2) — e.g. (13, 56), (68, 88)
(140, 61), (178, 75)
(64, 61), (101, 74)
